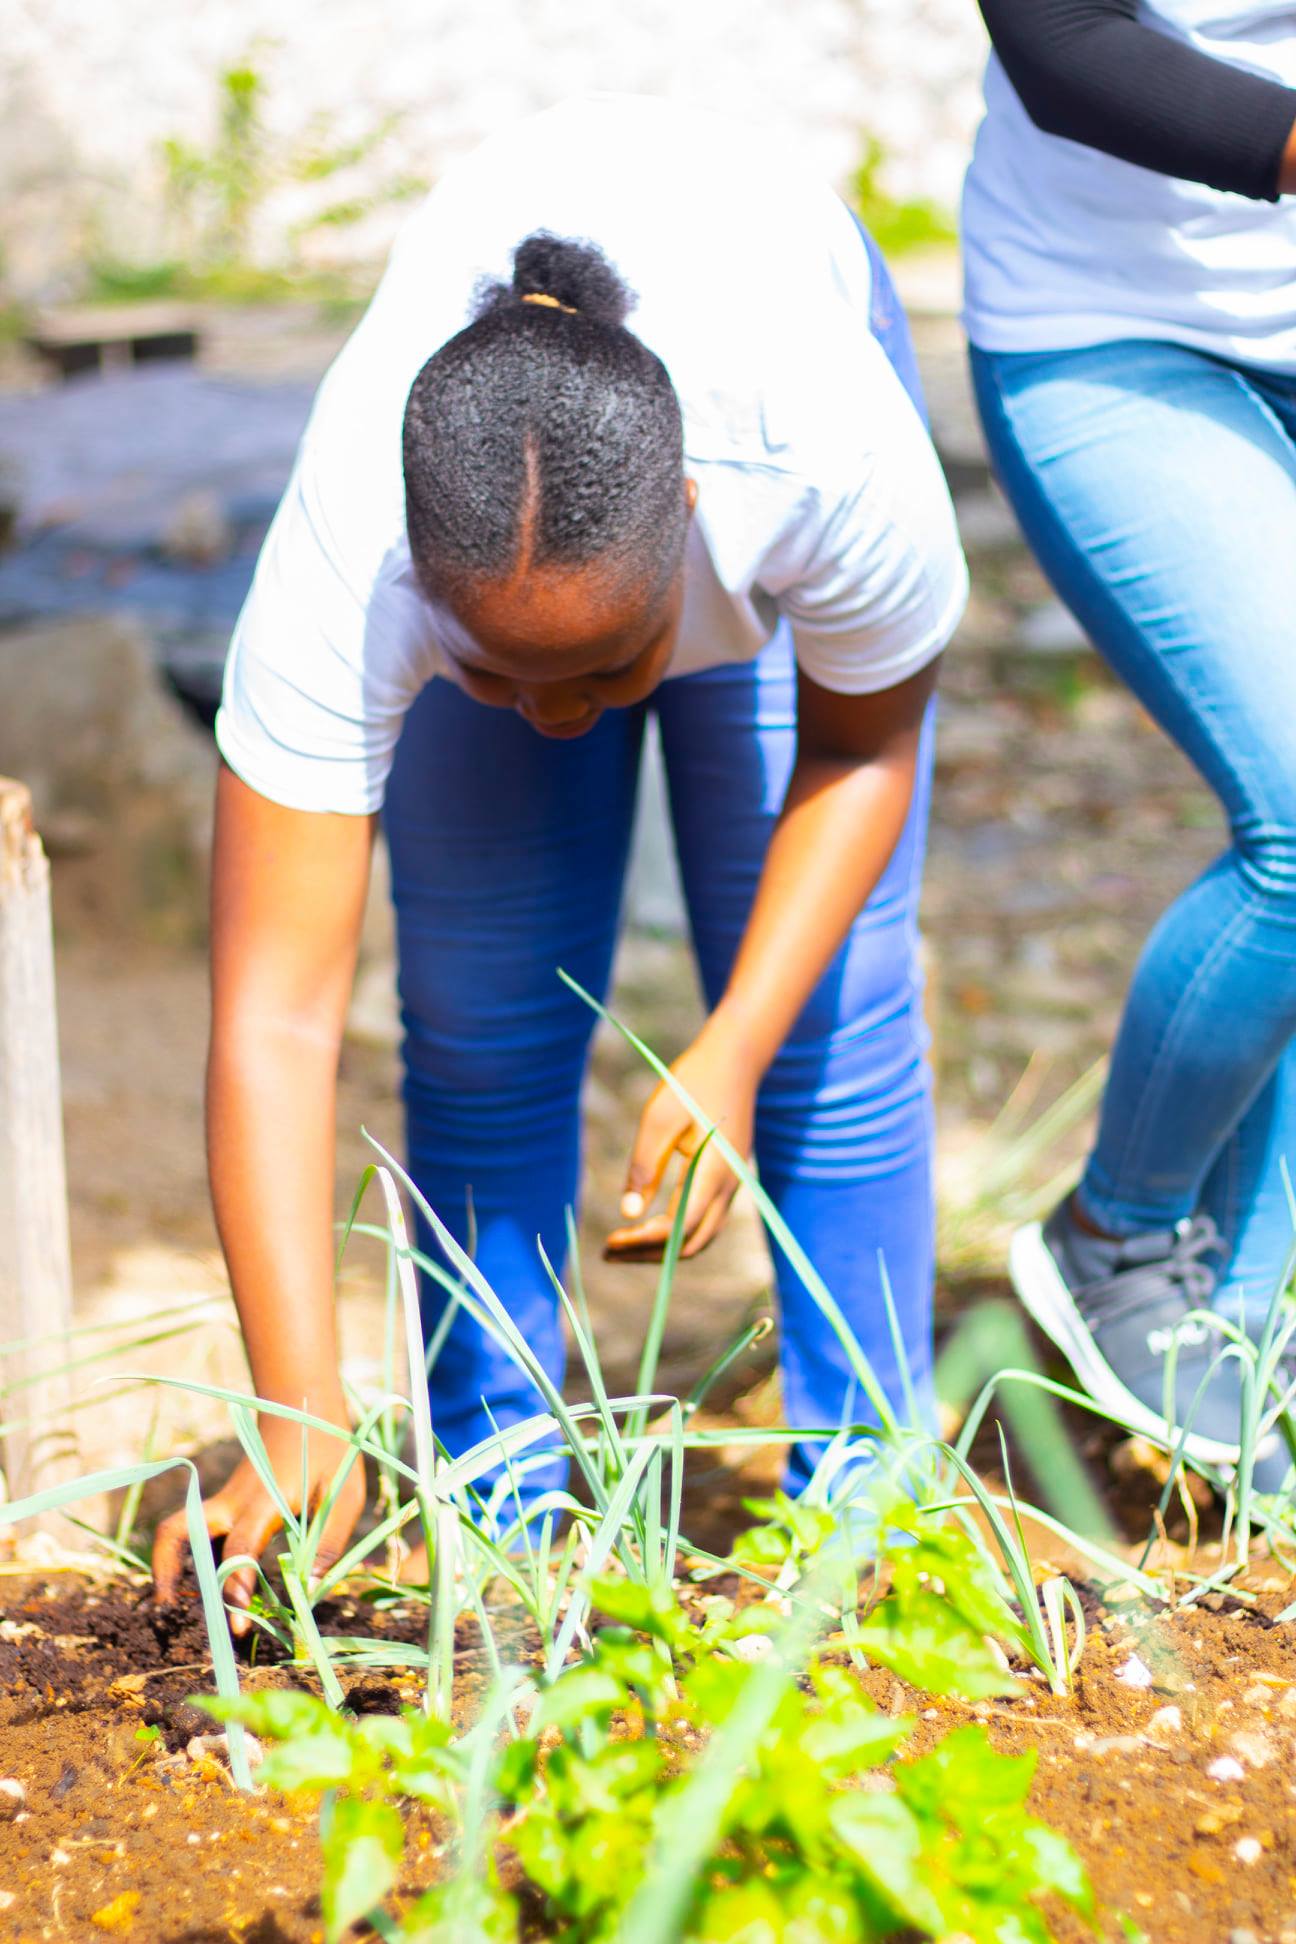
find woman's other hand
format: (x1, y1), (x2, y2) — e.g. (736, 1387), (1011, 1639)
(605, 1015), (756, 1262)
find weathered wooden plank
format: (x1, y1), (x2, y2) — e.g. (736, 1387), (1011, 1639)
(0, 778), (75, 1512)
(26, 302), (200, 377)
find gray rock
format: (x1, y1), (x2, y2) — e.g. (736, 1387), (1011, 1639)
(0, 613), (215, 926)
(162, 489), (235, 568)
(1015, 602), (1091, 657)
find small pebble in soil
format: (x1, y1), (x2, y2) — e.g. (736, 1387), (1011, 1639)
(1231, 1930), (1260, 1944)
(1144, 1705), (1182, 1740)
(1233, 1837), (1263, 1865)
(90, 1890), (141, 1935)
(187, 1731), (264, 1769)
(1206, 1756), (1246, 1783)
(1228, 1729), (1274, 1769)
(729, 1634), (774, 1663)
(1114, 1653), (1154, 1689)
(0, 1892), (14, 1913)
(0, 1780), (25, 1820)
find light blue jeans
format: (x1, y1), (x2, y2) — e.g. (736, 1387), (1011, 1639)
(971, 339), (1296, 1325)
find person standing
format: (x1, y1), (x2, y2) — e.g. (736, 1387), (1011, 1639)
(964, 1), (1296, 1476)
(152, 96), (967, 1619)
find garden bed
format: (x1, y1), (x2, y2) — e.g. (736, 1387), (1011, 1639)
(2, 1559), (1294, 1942)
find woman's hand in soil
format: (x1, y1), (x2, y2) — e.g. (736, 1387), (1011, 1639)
(151, 1413), (365, 1636)
(605, 1020), (756, 1262)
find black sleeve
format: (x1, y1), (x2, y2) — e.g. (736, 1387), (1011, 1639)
(977, 0), (1296, 202)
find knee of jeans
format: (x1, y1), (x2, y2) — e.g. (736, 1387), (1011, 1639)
(1236, 818), (1296, 909)
(757, 1046), (931, 1181)
(401, 1015), (588, 1134)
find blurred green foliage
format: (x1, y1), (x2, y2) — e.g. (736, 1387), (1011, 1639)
(851, 136), (956, 256)
(86, 57), (426, 308)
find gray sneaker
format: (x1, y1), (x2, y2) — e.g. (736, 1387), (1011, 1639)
(1009, 1200), (1243, 1466)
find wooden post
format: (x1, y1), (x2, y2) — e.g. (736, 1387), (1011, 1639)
(0, 778), (75, 1511)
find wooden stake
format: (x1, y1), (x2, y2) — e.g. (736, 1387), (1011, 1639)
(0, 777), (75, 1509)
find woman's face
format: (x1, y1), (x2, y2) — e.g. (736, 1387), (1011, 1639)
(438, 570), (684, 739)
(432, 480), (696, 739)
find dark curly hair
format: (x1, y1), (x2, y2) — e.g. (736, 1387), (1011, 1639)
(402, 232), (687, 617)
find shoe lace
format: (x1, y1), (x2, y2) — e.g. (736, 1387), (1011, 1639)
(1078, 1214), (1223, 1331)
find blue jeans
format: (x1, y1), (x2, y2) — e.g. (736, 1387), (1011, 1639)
(971, 339), (1296, 1325)
(383, 230), (936, 1489)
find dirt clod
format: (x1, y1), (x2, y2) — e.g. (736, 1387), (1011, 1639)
(343, 1678), (403, 1715)
(90, 1888), (142, 1933)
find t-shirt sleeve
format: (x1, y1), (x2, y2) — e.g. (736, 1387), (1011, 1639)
(215, 444), (442, 817)
(978, 0), (1296, 204)
(773, 355), (968, 694)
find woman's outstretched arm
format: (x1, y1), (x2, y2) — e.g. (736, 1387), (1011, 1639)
(608, 659), (938, 1260)
(978, 0), (1296, 200)
(152, 764), (375, 1626)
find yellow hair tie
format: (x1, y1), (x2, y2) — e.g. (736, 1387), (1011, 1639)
(521, 291), (578, 314)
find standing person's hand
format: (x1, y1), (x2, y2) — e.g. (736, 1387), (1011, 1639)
(604, 1015), (757, 1261)
(152, 1408), (365, 1636)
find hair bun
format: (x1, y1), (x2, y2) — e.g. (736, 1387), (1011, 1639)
(509, 232), (634, 327)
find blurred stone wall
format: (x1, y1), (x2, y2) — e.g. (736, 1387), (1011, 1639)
(2, 0), (986, 300)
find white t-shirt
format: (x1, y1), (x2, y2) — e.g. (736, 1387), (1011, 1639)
(963, 1), (1296, 371)
(217, 95), (967, 816)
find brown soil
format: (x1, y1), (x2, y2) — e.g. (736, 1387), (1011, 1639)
(3, 1566), (1296, 1942)
(0, 1573), (484, 1943)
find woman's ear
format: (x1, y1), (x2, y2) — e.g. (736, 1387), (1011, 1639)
(684, 476), (699, 516)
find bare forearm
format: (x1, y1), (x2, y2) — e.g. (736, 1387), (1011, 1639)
(711, 750), (916, 1073)
(205, 765), (374, 1418)
(207, 1021), (348, 1414)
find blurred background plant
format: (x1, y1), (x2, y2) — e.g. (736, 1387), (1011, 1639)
(82, 55), (428, 309)
(850, 134), (956, 257)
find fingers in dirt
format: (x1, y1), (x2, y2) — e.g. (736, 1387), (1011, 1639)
(151, 1513), (189, 1606)
(152, 1496), (234, 1607)
(220, 1506), (283, 1635)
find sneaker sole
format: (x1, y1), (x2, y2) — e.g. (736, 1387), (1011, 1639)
(1008, 1222), (1240, 1468)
